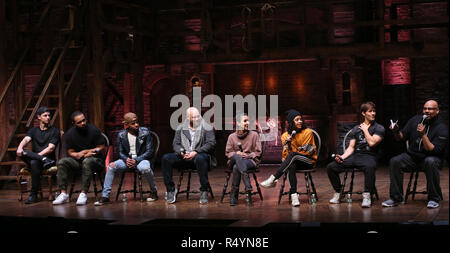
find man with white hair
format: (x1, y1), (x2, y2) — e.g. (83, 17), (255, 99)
(161, 107), (216, 204)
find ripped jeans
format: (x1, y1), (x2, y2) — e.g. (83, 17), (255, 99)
(101, 159), (156, 198)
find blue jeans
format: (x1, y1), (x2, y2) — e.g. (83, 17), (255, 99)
(102, 159), (156, 198)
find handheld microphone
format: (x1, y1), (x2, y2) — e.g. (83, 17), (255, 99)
(237, 142), (243, 152)
(180, 148), (185, 156)
(331, 154), (344, 162)
(420, 114), (427, 124)
(283, 130), (297, 149)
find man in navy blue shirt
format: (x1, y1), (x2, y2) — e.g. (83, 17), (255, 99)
(383, 100), (448, 209)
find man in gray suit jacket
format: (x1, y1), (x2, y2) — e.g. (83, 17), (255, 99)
(162, 107), (216, 204)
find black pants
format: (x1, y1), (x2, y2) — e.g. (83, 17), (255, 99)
(21, 151), (52, 194)
(273, 152), (313, 194)
(389, 152), (442, 202)
(229, 154), (255, 191)
(327, 153), (376, 193)
(161, 152), (211, 192)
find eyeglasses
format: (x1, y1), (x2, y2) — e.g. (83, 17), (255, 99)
(423, 107), (438, 111)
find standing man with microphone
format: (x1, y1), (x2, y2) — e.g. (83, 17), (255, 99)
(260, 109), (317, 207)
(225, 113), (262, 206)
(382, 99), (448, 208)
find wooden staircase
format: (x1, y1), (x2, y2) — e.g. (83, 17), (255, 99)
(0, 1), (88, 183)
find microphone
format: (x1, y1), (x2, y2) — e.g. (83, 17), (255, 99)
(180, 148), (185, 156)
(288, 130), (296, 141)
(420, 114), (427, 124)
(283, 130), (297, 149)
(331, 154), (343, 162)
(237, 142), (243, 152)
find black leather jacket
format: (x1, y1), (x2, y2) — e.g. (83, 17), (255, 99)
(117, 127), (153, 163)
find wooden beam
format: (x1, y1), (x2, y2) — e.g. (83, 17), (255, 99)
(0, 0), (7, 154)
(162, 42), (448, 63)
(89, 0), (105, 131)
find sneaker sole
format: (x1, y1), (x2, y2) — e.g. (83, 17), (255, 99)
(53, 199), (69, 205)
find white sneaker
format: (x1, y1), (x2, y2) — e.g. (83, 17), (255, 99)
(329, 192), (341, 204)
(260, 175), (278, 188)
(53, 192), (69, 205)
(361, 192), (371, 208)
(76, 193), (88, 205)
(291, 193), (300, 207)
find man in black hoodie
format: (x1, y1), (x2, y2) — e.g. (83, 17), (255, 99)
(382, 100), (448, 208)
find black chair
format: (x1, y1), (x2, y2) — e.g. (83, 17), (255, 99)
(220, 131), (266, 203)
(115, 130), (160, 202)
(339, 129), (379, 203)
(176, 155), (215, 200)
(69, 133), (110, 201)
(404, 140), (444, 203)
(278, 129), (321, 205)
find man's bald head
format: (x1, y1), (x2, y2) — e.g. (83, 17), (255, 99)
(123, 112), (138, 124)
(123, 112), (139, 132)
(423, 100), (440, 120)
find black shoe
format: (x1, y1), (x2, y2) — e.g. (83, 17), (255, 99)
(147, 190), (158, 202)
(245, 191), (252, 206)
(94, 197), (110, 206)
(42, 159), (56, 170)
(230, 186), (238, 206)
(24, 194), (38, 204)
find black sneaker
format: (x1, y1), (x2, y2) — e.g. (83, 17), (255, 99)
(146, 190), (158, 202)
(94, 197), (110, 206)
(42, 158), (56, 170)
(24, 194), (38, 204)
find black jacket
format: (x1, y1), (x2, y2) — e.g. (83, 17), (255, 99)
(117, 127), (153, 163)
(402, 115), (449, 159)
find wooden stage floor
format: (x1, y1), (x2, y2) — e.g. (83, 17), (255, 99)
(0, 165), (448, 227)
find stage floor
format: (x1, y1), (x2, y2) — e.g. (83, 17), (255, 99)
(0, 165), (448, 227)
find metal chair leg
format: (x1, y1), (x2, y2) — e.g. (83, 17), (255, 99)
(348, 170), (355, 201)
(221, 171), (231, 203)
(116, 173), (126, 201)
(412, 171), (419, 200)
(176, 170), (184, 198)
(309, 173), (318, 200)
(304, 172), (312, 203)
(133, 172), (137, 199)
(340, 171), (348, 201)
(138, 172), (144, 202)
(186, 171), (192, 200)
(252, 172), (263, 201)
(278, 173), (287, 205)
